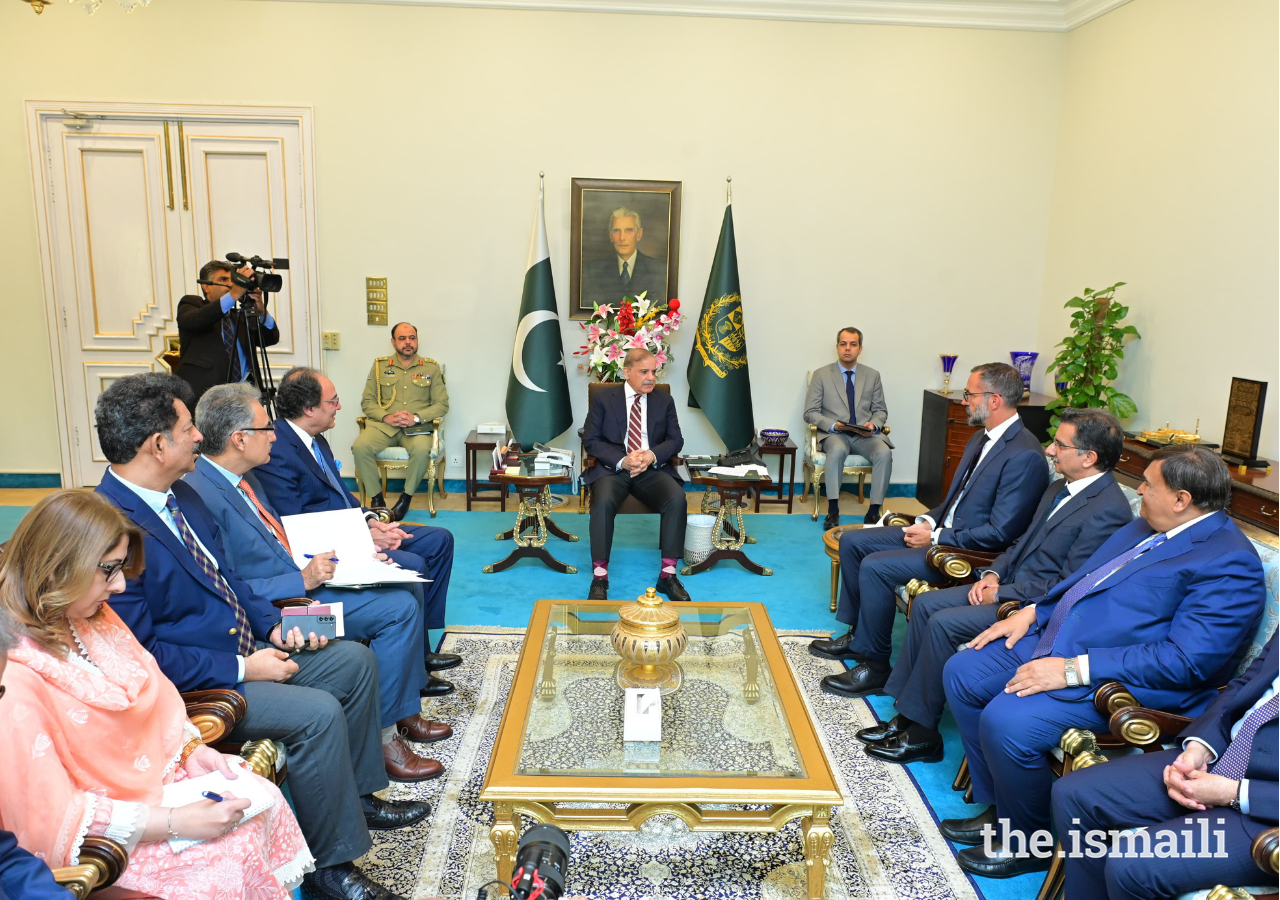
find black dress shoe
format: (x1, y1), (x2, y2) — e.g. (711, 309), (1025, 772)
(304, 862), (409, 900)
(823, 511), (840, 530)
(808, 629), (860, 661)
(419, 676), (453, 698)
(425, 652), (461, 672)
(369, 493), (386, 510)
(939, 806), (999, 846)
(656, 575), (690, 602)
(956, 843), (1052, 878)
(864, 726), (944, 764)
(863, 510), (881, 525)
(820, 663), (891, 698)
(360, 794), (432, 830)
(855, 714), (910, 744)
(588, 577), (608, 600)
(388, 493), (413, 522)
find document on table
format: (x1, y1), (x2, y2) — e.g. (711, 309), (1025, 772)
(707, 464), (769, 478)
(280, 508), (429, 586)
(162, 765), (275, 852)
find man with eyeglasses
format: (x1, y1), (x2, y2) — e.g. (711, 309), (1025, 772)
(253, 367), (460, 698)
(852, 408), (1134, 764)
(174, 260), (280, 405)
(810, 362), (1049, 698)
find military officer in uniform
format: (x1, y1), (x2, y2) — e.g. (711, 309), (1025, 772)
(353, 322), (449, 521)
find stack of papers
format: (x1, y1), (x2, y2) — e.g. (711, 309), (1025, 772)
(708, 464), (769, 478)
(280, 509), (430, 586)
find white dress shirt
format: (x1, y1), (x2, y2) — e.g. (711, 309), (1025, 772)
(918, 414), (1022, 543)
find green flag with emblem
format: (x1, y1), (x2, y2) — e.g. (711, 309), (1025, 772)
(505, 182), (573, 446)
(687, 203), (755, 450)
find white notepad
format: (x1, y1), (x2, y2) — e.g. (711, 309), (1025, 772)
(280, 508), (429, 586)
(162, 766), (275, 852)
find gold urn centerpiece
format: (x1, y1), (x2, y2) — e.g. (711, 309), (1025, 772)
(610, 587), (688, 695)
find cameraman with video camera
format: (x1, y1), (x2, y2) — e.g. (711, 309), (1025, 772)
(175, 258), (281, 404)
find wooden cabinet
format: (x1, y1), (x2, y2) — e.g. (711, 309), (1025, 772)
(915, 390), (1053, 510)
(1115, 439), (1278, 534)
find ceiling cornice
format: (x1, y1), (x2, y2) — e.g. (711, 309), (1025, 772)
(255, 0), (1131, 32)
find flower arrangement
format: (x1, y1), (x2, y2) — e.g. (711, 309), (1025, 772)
(575, 292), (683, 382)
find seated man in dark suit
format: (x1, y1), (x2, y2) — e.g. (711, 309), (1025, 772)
(856, 408), (1134, 764)
(174, 260), (280, 406)
(1052, 634), (1277, 899)
(0, 625), (74, 900)
(253, 366), (459, 697)
(582, 347), (688, 602)
(580, 207), (667, 309)
(93, 373), (428, 900)
(940, 446), (1267, 878)
(187, 383), (451, 780)
(811, 362), (1050, 697)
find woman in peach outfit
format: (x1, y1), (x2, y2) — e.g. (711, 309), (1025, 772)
(0, 490), (313, 899)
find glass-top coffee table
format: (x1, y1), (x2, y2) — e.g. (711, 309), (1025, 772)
(480, 599), (842, 898)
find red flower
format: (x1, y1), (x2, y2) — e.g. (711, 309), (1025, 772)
(618, 300), (636, 335)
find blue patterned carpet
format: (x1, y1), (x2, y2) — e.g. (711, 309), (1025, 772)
(0, 505), (1038, 900)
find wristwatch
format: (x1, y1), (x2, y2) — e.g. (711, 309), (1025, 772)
(1064, 657), (1080, 687)
(412, 414), (421, 425)
(1229, 782), (1243, 812)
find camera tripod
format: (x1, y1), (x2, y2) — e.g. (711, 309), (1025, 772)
(225, 298), (278, 418)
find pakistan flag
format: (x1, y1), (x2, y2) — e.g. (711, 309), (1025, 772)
(505, 185), (572, 446)
(687, 204), (755, 450)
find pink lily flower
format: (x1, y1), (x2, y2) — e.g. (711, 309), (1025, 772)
(604, 344), (625, 363)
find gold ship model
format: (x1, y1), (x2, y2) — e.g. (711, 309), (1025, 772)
(1139, 419), (1201, 445)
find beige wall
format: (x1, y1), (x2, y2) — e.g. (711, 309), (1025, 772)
(1036, 0), (1279, 459)
(1, 0), (1273, 485)
(0, 0), (1065, 483)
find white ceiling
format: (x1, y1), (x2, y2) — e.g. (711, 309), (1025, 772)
(258, 0), (1132, 32)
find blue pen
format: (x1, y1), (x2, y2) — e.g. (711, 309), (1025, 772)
(304, 554), (339, 560)
(201, 791), (224, 802)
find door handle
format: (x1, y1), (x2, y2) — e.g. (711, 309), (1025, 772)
(162, 121), (175, 210)
(177, 121), (188, 210)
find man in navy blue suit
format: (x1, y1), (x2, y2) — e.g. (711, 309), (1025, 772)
(940, 446), (1267, 878)
(0, 624), (74, 900)
(253, 367), (459, 697)
(1052, 634), (1278, 899)
(581, 347), (688, 602)
(857, 408), (1135, 764)
(812, 362), (1051, 697)
(93, 373), (429, 900)
(186, 383), (452, 781)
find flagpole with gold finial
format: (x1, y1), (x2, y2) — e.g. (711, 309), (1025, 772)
(726, 175), (732, 205)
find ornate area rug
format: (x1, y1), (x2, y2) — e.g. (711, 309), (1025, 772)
(359, 628), (977, 900)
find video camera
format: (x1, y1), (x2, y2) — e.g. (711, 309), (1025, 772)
(477, 824), (570, 900)
(226, 252), (289, 296)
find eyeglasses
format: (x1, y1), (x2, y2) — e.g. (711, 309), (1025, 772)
(1051, 438), (1080, 453)
(321, 396), (340, 406)
(97, 559), (128, 582)
(237, 427), (276, 433)
(961, 390), (995, 402)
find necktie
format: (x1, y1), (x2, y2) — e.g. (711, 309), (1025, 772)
(844, 370), (857, 424)
(941, 433), (990, 523)
(238, 478), (293, 556)
(165, 496), (255, 656)
(1046, 484), (1073, 519)
(621, 260), (632, 289)
(1210, 695), (1279, 779)
(626, 394), (643, 453)
(221, 316), (243, 383)
(310, 439), (348, 504)
(1032, 532), (1168, 658)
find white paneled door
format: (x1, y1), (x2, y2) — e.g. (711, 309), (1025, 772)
(27, 103), (319, 487)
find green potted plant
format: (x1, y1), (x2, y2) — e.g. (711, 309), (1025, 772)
(1045, 282), (1140, 431)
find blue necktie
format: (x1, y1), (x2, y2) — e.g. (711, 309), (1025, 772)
(1046, 484), (1072, 519)
(1211, 695), (1279, 779)
(1033, 532), (1168, 658)
(844, 369), (857, 424)
(221, 316), (243, 382)
(311, 439), (350, 505)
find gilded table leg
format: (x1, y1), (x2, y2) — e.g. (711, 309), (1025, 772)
(490, 802), (521, 896)
(801, 807), (834, 900)
(829, 558), (839, 614)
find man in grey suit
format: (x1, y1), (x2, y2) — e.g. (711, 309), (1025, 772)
(581, 207), (668, 308)
(852, 408), (1134, 763)
(803, 327), (894, 527)
(187, 384), (452, 784)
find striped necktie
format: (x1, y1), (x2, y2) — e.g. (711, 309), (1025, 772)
(238, 478), (293, 556)
(1032, 532), (1167, 658)
(626, 394), (643, 453)
(165, 495), (255, 656)
(1210, 695), (1278, 779)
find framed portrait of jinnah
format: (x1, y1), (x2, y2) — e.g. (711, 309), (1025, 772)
(569, 177), (681, 320)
